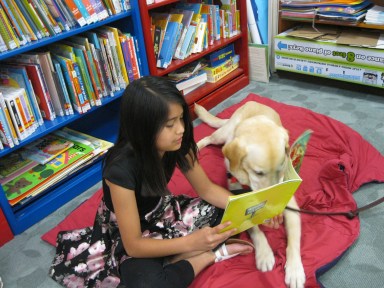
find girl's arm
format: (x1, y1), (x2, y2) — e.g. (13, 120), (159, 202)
(107, 180), (236, 258)
(183, 155), (232, 209)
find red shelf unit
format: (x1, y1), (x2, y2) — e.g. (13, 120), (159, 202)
(138, 0), (249, 118)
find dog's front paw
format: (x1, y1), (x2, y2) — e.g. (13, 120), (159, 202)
(285, 258), (305, 288)
(255, 245), (275, 272)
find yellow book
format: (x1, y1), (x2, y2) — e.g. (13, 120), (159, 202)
(105, 26), (129, 85)
(220, 129), (313, 234)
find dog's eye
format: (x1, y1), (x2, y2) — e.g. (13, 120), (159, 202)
(255, 171), (265, 176)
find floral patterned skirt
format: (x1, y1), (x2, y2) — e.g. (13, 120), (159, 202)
(49, 194), (220, 288)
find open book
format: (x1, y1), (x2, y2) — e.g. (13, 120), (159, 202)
(220, 129), (312, 234)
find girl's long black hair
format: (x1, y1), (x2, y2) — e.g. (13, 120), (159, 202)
(104, 76), (197, 197)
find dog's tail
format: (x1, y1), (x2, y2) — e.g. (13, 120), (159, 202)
(194, 103), (228, 128)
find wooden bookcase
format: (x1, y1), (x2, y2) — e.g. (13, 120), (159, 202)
(138, 0), (250, 119)
(0, 1), (149, 235)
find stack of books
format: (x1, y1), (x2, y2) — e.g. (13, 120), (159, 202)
(203, 43), (240, 83)
(168, 60), (208, 95)
(280, 0), (373, 24)
(151, 1), (241, 69)
(0, 128), (113, 207)
(0, 26), (142, 150)
(0, 0), (130, 53)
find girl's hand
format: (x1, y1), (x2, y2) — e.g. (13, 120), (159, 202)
(189, 222), (236, 251)
(262, 214), (284, 229)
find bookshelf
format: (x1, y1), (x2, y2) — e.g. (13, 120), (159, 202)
(0, 1), (149, 235)
(277, 0), (384, 92)
(279, 0), (384, 33)
(138, 0), (250, 119)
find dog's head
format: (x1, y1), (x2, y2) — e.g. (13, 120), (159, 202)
(222, 117), (289, 191)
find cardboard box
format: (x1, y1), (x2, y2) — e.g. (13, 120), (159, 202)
(0, 208), (14, 247)
(275, 53), (384, 89)
(275, 26), (384, 70)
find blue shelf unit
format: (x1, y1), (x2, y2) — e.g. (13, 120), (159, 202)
(0, 0), (148, 235)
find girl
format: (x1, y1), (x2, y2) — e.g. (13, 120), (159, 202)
(50, 76), (281, 288)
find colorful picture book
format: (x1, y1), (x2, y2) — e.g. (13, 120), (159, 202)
(20, 134), (74, 164)
(4, 137), (95, 205)
(220, 129), (312, 234)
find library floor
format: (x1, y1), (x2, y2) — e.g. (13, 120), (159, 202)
(1, 72), (383, 288)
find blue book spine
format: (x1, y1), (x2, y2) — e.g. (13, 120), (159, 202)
(72, 62), (87, 108)
(52, 59), (73, 115)
(157, 21), (180, 68)
(179, 25), (196, 60)
(72, 0), (91, 24)
(1, 0), (28, 44)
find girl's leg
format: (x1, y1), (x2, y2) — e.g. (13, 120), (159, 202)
(119, 257), (194, 288)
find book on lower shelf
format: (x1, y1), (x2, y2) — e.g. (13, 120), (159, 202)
(3, 128), (114, 206)
(174, 70), (207, 92)
(220, 129), (312, 235)
(20, 134), (74, 165)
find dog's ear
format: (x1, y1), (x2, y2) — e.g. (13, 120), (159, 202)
(222, 139), (247, 172)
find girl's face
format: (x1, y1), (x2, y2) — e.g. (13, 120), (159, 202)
(156, 102), (185, 156)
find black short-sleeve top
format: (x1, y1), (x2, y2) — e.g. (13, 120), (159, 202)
(102, 152), (161, 222)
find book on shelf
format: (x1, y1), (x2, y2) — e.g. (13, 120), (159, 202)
(191, 19), (207, 54)
(30, 0), (61, 36)
(220, 129), (313, 235)
(178, 13), (200, 60)
(0, 152), (39, 184)
(0, 92), (16, 148)
(96, 27), (126, 89)
(0, 85), (34, 140)
(70, 36), (104, 99)
(5, 83), (37, 133)
(65, 38), (102, 106)
(0, 90), (19, 145)
(151, 12), (171, 61)
(206, 58), (239, 83)
(0, 64), (44, 126)
(157, 13), (184, 69)
(126, 33), (141, 80)
(205, 43), (235, 67)
(42, 0), (71, 32)
(15, 52), (64, 118)
(50, 43), (92, 112)
(20, 133), (74, 164)
(20, 0), (50, 37)
(9, 59), (56, 121)
(84, 30), (116, 96)
(52, 59), (74, 115)
(104, 26), (129, 85)
(118, 32), (133, 83)
(170, 8), (194, 60)
(89, 0), (109, 21)
(167, 59), (208, 82)
(0, 0), (29, 45)
(52, 54), (84, 114)
(175, 70), (207, 91)
(62, 0), (87, 27)
(4, 136), (95, 206)
(180, 79), (206, 96)
(0, 3), (19, 50)
(98, 35), (120, 93)
(16, 128), (114, 207)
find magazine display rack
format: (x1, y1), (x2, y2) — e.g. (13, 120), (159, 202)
(138, 0), (250, 118)
(277, 0), (384, 91)
(0, 1), (148, 235)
